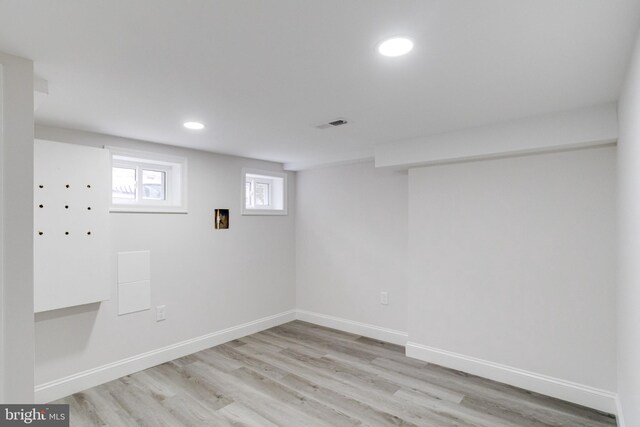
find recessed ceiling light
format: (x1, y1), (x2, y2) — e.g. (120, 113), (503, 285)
(377, 37), (414, 57)
(183, 121), (205, 130)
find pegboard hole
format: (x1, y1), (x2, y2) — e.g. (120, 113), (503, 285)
(87, 231), (92, 235)
(65, 205), (69, 209)
(65, 184), (70, 188)
(65, 232), (69, 235)
(87, 207), (92, 210)
(87, 184), (91, 188)
(39, 204), (43, 208)
(38, 231), (43, 236)
(38, 185), (44, 189)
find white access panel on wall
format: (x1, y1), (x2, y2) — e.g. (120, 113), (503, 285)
(34, 140), (110, 313)
(117, 250), (151, 315)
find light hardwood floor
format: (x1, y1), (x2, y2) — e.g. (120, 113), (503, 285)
(56, 321), (617, 426)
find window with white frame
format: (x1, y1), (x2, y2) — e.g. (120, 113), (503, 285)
(109, 147), (187, 213)
(242, 168), (287, 215)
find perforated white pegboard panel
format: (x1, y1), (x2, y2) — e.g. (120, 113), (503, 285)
(34, 140), (110, 313)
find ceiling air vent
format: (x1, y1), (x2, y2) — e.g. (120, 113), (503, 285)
(315, 119), (348, 129)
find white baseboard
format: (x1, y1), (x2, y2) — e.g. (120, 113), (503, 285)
(34, 309), (622, 422)
(35, 309), (296, 403)
(295, 309), (408, 346)
(616, 397), (626, 427)
(406, 341), (618, 415)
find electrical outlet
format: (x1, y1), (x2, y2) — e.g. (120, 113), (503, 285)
(156, 305), (167, 321)
(380, 292), (389, 305)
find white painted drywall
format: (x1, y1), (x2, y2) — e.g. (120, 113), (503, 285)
(33, 126), (296, 390)
(296, 160), (408, 333)
(34, 140), (111, 313)
(0, 51), (35, 403)
(617, 28), (640, 427)
(408, 147), (617, 393)
(375, 103), (617, 169)
(0, 62), (3, 404)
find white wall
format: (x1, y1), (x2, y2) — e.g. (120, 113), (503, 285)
(408, 146), (617, 410)
(1, 62), (3, 404)
(296, 161), (408, 341)
(0, 51), (35, 403)
(375, 103), (618, 169)
(617, 29), (640, 427)
(33, 126), (296, 400)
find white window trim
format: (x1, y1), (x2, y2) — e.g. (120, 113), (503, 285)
(107, 146), (188, 214)
(241, 168), (288, 215)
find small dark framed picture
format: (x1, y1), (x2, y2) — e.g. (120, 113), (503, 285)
(215, 209), (229, 229)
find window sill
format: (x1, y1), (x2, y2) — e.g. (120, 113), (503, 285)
(241, 209), (287, 216)
(110, 206), (188, 214)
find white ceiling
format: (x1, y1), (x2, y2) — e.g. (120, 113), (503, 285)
(1, 1), (639, 167)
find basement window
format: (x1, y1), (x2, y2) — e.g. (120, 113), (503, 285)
(242, 168), (287, 215)
(109, 147), (187, 213)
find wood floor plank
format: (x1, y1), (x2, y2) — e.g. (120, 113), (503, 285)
(275, 322), (421, 367)
(217, 402), (280, 427)
(68, 392), (106, 427)
(276, 372), (418, 427)
(151, 362), (234, 411)
(324, 352), (466, 404)
(55, 320), (617, 426)
(183, 360), (336, 427)
(101, 378), (183, 427)
(372, 356), (615, 426)
(75, 388), (140, 427)
(394, 388), (515, 427)
(256, 330), (331, 358)
(230, 366), (362, 426)
(232, 340), (486, 426)
(238, 334), (288, 353)
(158, 394), (236, 427)
(209, 343), (291, 380)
